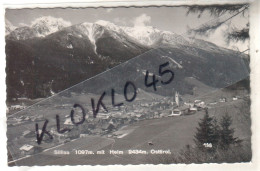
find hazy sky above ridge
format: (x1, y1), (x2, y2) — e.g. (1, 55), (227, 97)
(6, 6), (249, 52)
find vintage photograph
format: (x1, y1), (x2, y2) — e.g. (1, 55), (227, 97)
(5, 4), (250, 166)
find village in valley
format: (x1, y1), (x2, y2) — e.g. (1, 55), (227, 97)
(7, 88), (247, 159)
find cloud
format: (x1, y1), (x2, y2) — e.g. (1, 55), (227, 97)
(132, 13), (151, 27)
(197, 23), (248, 52)
(106, 8), (114, 13)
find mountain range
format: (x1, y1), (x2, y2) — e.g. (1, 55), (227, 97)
(5, 16), (249, 101)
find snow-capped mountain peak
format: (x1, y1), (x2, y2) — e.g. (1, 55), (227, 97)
(30, 16), (72, 37)
(6, 16), (73, 40)
(94, 21), (166, 46)
(95, 20), (122, 33)
(123, 26), (161, 46)
(5, 19), (17, 35)
(6, 17), (192, 48)
(75, 22), (104, 54)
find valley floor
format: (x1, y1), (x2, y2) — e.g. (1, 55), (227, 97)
(9, 96), (251, 166)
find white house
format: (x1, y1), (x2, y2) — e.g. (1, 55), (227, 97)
(19, 144), (35, 155)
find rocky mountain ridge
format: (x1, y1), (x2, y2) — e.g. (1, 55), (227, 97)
(5, 17), (249, 101)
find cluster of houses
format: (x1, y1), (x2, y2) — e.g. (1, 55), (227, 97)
(9, 104), (26, 111)
(16, 99), (175, 155)
(7, 115), (45, 127)
(168, 93), (242, 117)
(15, 92), (243, 156)
(8, 114), (45, 125)
(168, 99), (207, 117)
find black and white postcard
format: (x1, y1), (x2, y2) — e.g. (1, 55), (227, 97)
(4, 1), (256, 168)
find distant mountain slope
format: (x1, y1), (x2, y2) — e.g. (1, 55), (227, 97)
(5, 18), (249, 101)
(6, 21), (149, 100)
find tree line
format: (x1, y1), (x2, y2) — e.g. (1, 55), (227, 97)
(194, 109), (242, 152)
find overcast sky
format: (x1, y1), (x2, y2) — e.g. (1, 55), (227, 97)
(5, 6), (249, 51)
